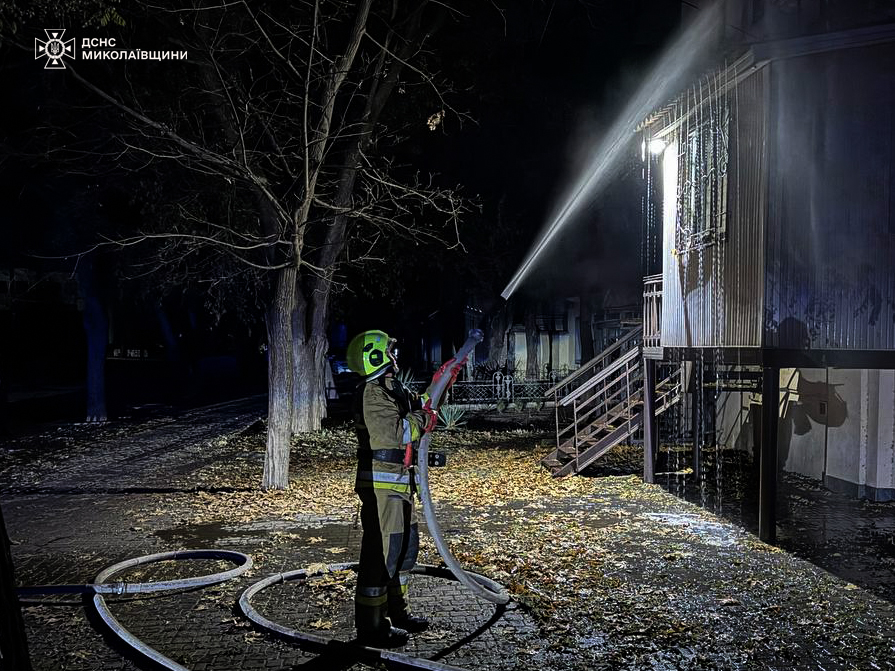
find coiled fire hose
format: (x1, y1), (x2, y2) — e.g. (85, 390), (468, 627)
(15, 331), (509, 669)
(237, 562), (503, 671)
(418, 329), (510, 606)
(17, 550), (253, 671)
(19, 552), (496, 670)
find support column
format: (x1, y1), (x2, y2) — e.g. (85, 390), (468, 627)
(750, 402), (762, 473)
(691, 359), (702, 479)
(643, 358), (658, 484)
(759, 366), (779, 543)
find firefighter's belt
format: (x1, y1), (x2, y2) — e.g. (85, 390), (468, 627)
(359, 449), (407, 464)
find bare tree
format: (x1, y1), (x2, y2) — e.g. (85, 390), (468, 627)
(524, 305), (541, 379)
(12, 1), (468, 489)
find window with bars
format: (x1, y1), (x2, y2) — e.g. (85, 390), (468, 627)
(673, 99), (729, 255)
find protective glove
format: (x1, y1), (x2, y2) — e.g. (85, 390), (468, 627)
(431, 355), (469, 392)
(422, 406), (438, 433)
(409, 391), (430, 412)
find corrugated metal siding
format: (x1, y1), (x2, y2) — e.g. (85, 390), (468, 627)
(722, 65), (766, 348)
(764, 43), (895, 351)
(659, 62), (767, 349)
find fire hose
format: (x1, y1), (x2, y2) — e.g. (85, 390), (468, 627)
(19, 554), (503, 671)
(16, 330), (509, 667)
(237, 562), (505, 671)
(17, 549), (253, 671)
(417, 329), (510, 606)
(18, 551), (505, 670)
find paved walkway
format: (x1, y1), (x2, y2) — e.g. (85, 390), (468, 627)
(1, 399), (536, 671)
(6, 398), (895, 671)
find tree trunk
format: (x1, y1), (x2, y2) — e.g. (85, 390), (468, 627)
(579, 293), (595, 363)
(262, 266), (298, 490)
(294, 1), (436, 432)
(0, 356), (9, 436)
(78, 259), (108, 422)
(291, 335), (328, 434)
(524, 306), (540, 379)
(0, 503), (31, 670)
(485, 303), (509, 370)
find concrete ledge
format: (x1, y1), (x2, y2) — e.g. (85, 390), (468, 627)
(824, 474), (895, 502)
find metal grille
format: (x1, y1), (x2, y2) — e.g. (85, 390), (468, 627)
(409, 372), (554, 407)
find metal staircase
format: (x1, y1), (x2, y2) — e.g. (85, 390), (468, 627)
(541, 329), (683, 477)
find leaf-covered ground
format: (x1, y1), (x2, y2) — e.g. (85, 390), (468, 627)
(5, 414), (895, 670)
(144, 423), (895, 670)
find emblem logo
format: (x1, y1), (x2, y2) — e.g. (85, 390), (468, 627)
(35, 29), (76, 69)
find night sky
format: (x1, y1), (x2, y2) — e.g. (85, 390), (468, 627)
(0, 0), (688, 414)
(421, 0), (683, 297)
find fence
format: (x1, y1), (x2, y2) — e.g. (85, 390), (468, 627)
(408, 371), (560, 408)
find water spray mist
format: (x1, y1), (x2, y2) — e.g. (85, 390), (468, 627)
(501, 3), (723, 299)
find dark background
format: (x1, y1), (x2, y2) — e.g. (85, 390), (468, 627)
(0, 1), (687, 424)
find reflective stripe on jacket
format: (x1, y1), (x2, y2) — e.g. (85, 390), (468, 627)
(355, 377), (426, 497)
(355, 468), (420, 494)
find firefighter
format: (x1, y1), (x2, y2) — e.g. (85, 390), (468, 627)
(346, 330), (436, 647)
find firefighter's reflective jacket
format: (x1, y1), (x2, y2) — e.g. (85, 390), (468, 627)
(354, 376), (427, 499)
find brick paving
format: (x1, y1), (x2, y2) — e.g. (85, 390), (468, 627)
(1, 399), (537, 671)
(6, 398), (895, 670)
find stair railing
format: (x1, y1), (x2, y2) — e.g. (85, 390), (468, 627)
(546, 326), (641, 399)
(557, 347), (642, 453)
(549, 326), (642, 455)
(546, 359), (686, 477)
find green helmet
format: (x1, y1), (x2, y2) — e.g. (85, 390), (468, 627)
(346, 330), (398, 379)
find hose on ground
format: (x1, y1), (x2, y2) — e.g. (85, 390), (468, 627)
(238, 561), (503, 671)
(418, 329), (510, 606)
(19, 551), (495, 670)
(18, 549), (253, 671)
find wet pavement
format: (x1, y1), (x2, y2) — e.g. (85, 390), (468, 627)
(645, 447), (895, 604)
(3, 400), (895, 670)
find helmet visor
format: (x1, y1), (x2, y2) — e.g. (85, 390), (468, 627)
(386, 338), (399, 368)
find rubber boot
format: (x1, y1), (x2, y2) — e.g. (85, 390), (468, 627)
(392, 614), (429, 634)
(388, 575), (429, 634)
(356, 599), (409, 648)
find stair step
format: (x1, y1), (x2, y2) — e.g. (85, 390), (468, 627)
(547, 344), (686, 476)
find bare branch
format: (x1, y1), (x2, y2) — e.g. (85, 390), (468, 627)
(66, 65), (241, 177)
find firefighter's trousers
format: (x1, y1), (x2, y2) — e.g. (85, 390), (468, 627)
(354, 486), (419, 635)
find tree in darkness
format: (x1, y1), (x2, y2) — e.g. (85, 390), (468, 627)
(3, 0), (469, 489)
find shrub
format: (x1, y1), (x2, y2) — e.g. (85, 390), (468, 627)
(395, 369), (417, 387)
(438, 404), (467, 431)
